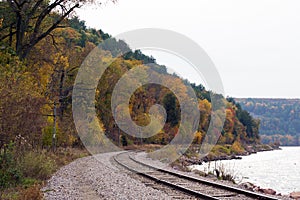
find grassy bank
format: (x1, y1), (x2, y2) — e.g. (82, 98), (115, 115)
(0, 145), (89, 200)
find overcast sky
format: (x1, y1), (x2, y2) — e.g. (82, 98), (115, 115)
(77, 0), (300, 98)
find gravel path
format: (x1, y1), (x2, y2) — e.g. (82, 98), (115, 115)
(42, 151), (171, 200)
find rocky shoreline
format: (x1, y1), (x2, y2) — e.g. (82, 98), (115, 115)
(240, 182), (300, 199)
(179, 144), (281, 166)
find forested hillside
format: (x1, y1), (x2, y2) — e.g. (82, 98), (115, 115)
(236, 98), (300, 146)
(0, 0), (262, 198)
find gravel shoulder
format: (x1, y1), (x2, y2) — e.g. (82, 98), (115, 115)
(42, 151), (171, 200)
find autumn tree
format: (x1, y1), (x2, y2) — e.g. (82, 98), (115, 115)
(0, 49), (46, 151)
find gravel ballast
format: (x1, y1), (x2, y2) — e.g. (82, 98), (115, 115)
(42, 151), (171, 200)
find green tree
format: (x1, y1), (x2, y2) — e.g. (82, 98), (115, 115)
(163, 93), (179, 126)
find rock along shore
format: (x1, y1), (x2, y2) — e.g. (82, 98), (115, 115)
(179, 144), (281, 166)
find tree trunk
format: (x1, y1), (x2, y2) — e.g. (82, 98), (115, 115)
(15, 12), (25, 58)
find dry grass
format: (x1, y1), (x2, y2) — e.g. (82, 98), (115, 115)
(1, 147), (90, 200)
(18, 184), (42, 200)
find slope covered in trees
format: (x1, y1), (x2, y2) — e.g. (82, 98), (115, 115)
(235, 98), (300, 146)
(0, 5), (261, 152)
(0, 0), (262, 196)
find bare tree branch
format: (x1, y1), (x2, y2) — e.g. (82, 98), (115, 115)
(0, 30), (16, 41)
(1, 0), (111, 59)
(22, 3), (80, 58)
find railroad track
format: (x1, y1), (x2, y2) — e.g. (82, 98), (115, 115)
(114, 151), (279, 200)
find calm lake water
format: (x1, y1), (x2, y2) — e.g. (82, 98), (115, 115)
(190, 146), (300, 195)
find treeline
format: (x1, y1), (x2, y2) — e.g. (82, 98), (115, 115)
(0, 0), (261, 193)
(236, 98), (300, 146)
(261, 134), (299, 146)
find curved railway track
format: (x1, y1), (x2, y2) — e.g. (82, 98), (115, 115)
(114, 151), (279, 200)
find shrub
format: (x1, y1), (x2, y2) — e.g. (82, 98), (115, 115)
(231, 141), (245, 154)
(216, 163), (237, 183)
(20, 151), (57, 180)
(120, 135), (128, 146)
(0, 143), (22, 189)
(18, 184), (42, 200)
(212, 145), (231, 155)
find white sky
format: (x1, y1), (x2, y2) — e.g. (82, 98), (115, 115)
(77, 0), (300, 98)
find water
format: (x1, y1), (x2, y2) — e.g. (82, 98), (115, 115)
(190, 146), (300, 195)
